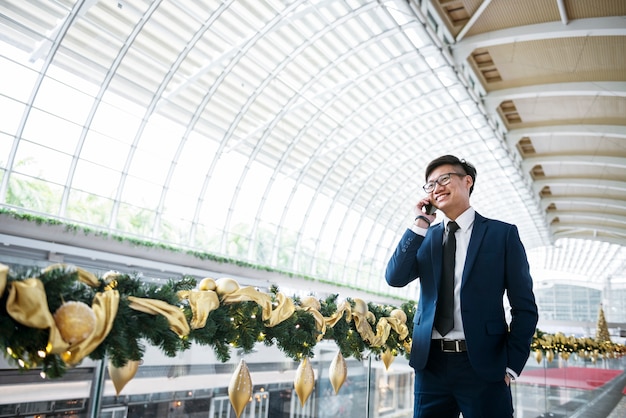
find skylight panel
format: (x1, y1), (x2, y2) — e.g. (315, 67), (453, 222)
(12, 140), (71, 185)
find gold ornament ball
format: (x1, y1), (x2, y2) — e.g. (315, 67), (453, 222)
(199, 277), (217, 291)
(216, 277), (240, 295)
(53, 301), (96, 345)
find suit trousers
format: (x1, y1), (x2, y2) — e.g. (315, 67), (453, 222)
(413, 341), (514, 418)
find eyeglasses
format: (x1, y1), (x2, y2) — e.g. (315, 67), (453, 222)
(422, 172), (466, 193)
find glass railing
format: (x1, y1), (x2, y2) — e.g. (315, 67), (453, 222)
(1, 341), (624, 418)
(512, 352), (626, 418)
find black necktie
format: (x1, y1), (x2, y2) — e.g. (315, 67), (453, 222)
(435, 221), (459, 336)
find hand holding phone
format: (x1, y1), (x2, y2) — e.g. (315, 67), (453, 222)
(423, 203), (437, 215)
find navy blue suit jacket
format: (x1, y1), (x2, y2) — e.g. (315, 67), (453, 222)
(385, 212), (538, 382)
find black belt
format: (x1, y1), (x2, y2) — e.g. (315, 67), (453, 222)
(432, 339), (467, 353)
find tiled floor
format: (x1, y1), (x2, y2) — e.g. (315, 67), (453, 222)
(606, 396), (626, 418)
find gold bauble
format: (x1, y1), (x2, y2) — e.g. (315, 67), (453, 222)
(294, 357), (315, 407)
(535, 349), (543, 364)
(560, 352), (570, 361)
(300, 296), (321, 311)
(53, 301), (96, 345)
(228, 359), (252, 418)
(329, 351), (347, 394)
(198, 277), (217, 291)
(216, 277), (240, 295)
(109, 360), (140, 395)
(389, 308), (407, 323)
(352, 298), (368, 316)
(546, 350), (554, 363)
(381, 349), (395, 370)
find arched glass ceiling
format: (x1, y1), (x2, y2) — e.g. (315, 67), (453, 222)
(1, 0), (622, 300)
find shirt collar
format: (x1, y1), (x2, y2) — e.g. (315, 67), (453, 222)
(443, 207), (475, 231)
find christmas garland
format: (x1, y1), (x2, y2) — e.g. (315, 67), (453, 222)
(1, 263), (624, 383)
(531, 328), (626, 363)
(0, 263), (414, 379)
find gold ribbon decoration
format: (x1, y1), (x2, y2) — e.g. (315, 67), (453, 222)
(300, 296), (321, 311)
(6, 278), (69, 354)
(266, 292), (296, 327)
(324, 300), (352, 328)
(178, 289), (220, 329)
(0, 263), (8, 297)
(369, 317), (392, 347)
(220, 285), (273, 322)
(127, 296), (190, 337)
(43, 263), (99, 287)
(299, 295), (326, 341)
(349, 300), (408, 348)
(388, 309), (409, 340)
(350, 298), (380, 346)
(300, 306), (326, 341)
(62, 290), (120, 365)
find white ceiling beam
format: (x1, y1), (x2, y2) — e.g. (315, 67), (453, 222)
(521, 155), (626, 171)
(506, 125), (626, 152)
(540, 196), (626, 211)
(455, 0), (492, 42)
(506, 125), (626, 147)
(483, 81), (626, 109)
(546, 211), (626, 225)
(451, 16), (626, 62)
(556, 0), (569, 25)
(551, 224), (626, 242)
(532, 178), (626, 193)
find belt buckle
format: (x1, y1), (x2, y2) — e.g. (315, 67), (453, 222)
(441, 340), (461, 353)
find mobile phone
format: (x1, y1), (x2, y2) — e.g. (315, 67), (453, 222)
(424, 203), (437, 215)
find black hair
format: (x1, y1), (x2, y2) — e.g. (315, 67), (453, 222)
(425, 155), (477, 195)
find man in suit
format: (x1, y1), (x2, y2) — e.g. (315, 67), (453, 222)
(385, 155), (538, 418)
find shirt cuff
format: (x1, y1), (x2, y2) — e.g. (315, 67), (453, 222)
(506, 368), (518, 380)
(409, 224), (428, 236)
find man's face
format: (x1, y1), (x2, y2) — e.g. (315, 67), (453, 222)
(426, 164), (472, 216)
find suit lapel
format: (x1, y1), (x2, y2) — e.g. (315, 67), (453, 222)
(462, 212), (487, 288)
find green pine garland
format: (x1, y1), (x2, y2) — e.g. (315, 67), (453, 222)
(3, 263), (624, 381)
(0, 264), (415, 379)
